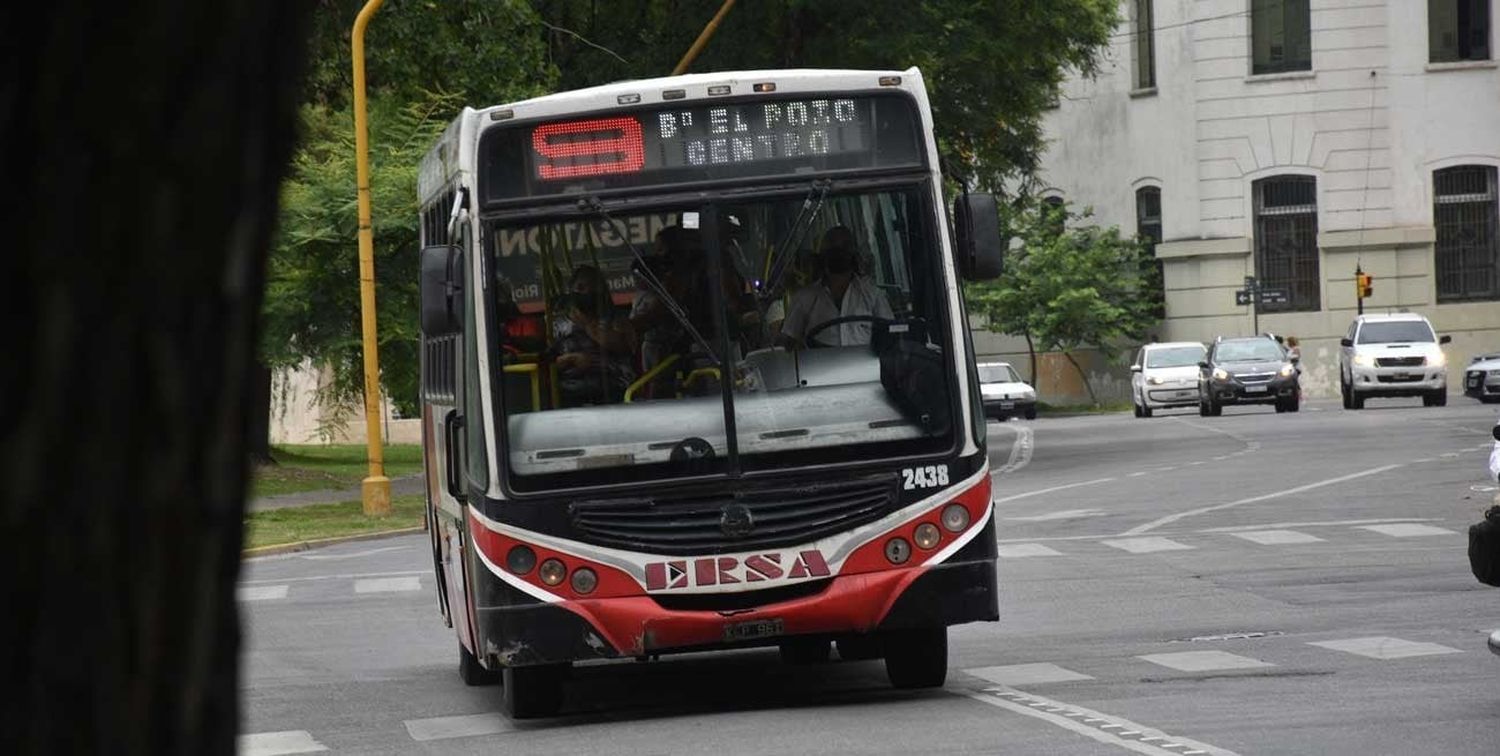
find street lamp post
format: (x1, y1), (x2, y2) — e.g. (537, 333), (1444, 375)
(352, 0), (391, 516)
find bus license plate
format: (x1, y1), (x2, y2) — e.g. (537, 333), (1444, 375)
(724, 618), (783, 642)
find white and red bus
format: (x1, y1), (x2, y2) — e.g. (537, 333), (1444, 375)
(416, 67), (1005, 718)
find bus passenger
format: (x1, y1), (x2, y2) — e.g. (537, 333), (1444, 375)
(777, 226), (893, 348)
(548, 265), (635, 406)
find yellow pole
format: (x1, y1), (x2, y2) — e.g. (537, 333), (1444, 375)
(671, 0), (737, 75)
(352, 0), (391, 516)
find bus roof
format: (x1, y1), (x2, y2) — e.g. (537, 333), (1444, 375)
(419, 67), (928, 203)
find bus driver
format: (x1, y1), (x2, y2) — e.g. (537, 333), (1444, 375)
(777, 225), (893, 348)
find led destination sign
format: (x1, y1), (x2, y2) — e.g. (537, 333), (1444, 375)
(481, 93), (921, 203)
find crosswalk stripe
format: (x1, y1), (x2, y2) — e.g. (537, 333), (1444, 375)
(237, 730), (327, 756)
(1228, 530), (1324, 545)
(1101, 537), (1194, 554)
(998, 543), (1064, 558)
(1138, 651), (1273, 672)
(1357, 523), (1455, 538)
(237, 584), (290, 602)
(354, 576), (421, 594)
(966, 663), (1094, 686)
(1308, 636), (1464, 660)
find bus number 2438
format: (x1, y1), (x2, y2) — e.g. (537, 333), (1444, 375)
(902, 464), (949, 490)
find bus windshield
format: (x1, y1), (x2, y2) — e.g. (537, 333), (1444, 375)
(488, 184), (954, 491)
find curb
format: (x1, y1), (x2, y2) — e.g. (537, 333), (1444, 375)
(243, 526), (426, 559)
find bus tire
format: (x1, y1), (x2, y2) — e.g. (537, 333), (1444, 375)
(779, 638), (831, 665)
(502, 663), (567, 719)
(458, 643), (500, 687)
(883, 627), (948, 689)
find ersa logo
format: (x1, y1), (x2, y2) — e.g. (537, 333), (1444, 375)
(643, 550), (831, 592)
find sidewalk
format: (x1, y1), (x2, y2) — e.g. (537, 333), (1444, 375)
(249, 474), (426, 512)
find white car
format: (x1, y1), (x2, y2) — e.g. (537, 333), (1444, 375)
(976, 361), (1037, 421)
(1463, 352), (1500, 403)
(1130, 341), (1207, 418)
(1338, 313), (1451, 409)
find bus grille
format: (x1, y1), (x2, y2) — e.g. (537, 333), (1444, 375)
(568, 476), (899, 555)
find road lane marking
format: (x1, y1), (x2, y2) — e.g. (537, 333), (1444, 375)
(992, 425), (1035, 478)
(1123, 464), (1403, 535)
(1228, 530), (1324, 545)
(1138, 651), (1274, 672)
(964, 687), (1239, 756)
(354, 576), (421, 593)
(1200, 518), (1437, 533)
(237, 730), (328, 755)
(1006, 509), (1106, 521)
(998, 543), (1065, 558)
(994, 478), (1115, 505)
(403, 712), (513, 741)
(967, 663), (1094, 685)
(1308, 636), (1463, 660)
(240, 569), (426, 586)
(237, 585), (289, 602)
(1102, 537), (1194, 554)
(1358, 523), (1456, 538)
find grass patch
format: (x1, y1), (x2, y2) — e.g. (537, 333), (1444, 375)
(251, 443), (423, 497)
(1037, 400), (1133, 415)
(244, 494), (426, 550)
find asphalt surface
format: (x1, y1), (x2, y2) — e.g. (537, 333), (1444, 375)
(239, 397), (1500, 755)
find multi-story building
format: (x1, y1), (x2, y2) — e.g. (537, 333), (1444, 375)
(1034, 0), (1499, 395)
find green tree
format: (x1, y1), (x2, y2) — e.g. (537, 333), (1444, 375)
(968, 200), (1163, 405)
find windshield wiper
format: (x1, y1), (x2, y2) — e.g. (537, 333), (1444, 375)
(578, 197), (720, 366)
(758, 178), (830, 308)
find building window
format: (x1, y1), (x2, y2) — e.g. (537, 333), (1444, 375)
(1041, 195), (1066, 235)
(1253, 176), (1320, 312)
(1434, 165), (1499, 302)
(1430, 0), (1492, 62)
(1134, 0), (1156, 89)
(1136, 187), (1162, 251)
(1251, 0), (1311, 74)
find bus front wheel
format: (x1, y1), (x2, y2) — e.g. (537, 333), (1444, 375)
(502, 663), (568, 719)
(883, 627), (948, 689)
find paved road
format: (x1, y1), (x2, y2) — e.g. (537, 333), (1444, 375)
(239, 398), (1500, 755)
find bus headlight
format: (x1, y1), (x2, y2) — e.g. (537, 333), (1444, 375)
(506, 545), (537, 575)
(913, 523), (942, 550)
(941, 504), (970, 532)
(570, 567), (598, 594)
(538, 558), (567, 586)
(884, 537), (912, 564)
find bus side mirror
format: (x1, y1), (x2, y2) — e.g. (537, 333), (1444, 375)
(421, 244), (464, 335)
(954, 192), (1004, 280)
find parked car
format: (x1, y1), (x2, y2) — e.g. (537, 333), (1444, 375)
(1130, 342), (1207, 418)
(976, 361), (1037, 420)
(1464, 352), (1500, 403)
(1198, 335), (1300, 416)
(1338, 313), (1451, 409)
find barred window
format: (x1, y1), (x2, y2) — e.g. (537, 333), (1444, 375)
(1434, 165), (1499, 302)
(1429, 0), (1491, 62)
(1134, 0), (1156, 89)
(1253, 176), (1320, 312)
(1136, 187), (1162, 251)
(1252, 0), (1311, 74)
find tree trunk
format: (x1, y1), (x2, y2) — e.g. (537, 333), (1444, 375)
(1023, 330), (1038, 387)
(247, 362), (275, 465)
(1062, 351), (1098, 407)
(1, 4), (311, 754)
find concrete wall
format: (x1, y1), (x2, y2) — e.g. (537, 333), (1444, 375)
(1031, 0), (1500, 397)
(269, 362), (421, 445)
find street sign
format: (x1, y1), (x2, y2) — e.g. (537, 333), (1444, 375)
(1258, 287), (1289, 305)
(1235, 289), (1253, 306)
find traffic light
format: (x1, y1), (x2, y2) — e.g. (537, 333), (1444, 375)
(1356, 272), (1373, 299)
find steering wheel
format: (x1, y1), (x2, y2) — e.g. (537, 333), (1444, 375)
(802, 315), (892, 348)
